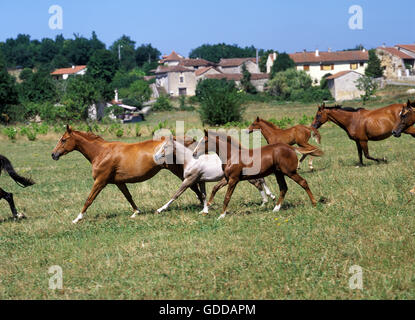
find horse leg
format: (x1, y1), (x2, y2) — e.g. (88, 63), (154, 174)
(410, 186), (415, 195)
(190, 184), (204, 206)
(308, 156), (314, 171)
(359, 141), (386, 163)
(273, 172), (288, 212)
(403, 126), (415, 137)
(218, 178), (239, 220)
(116, 183), (140, 218)
(262, 179), (276, 201)
(297, 154), (306, 170)
(0, 187), (23, 220)
(286, 172), (317, 206)
(355, 141), (364, 165)
(208, 178), (227, 207)
(73, 179), (107, 224)
(156, 176), (196, 213)
(248, 178), (267, 206)
(198, 182), (209, 214)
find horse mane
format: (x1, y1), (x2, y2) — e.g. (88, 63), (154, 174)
(257, 118), (280, 129)
(74, 130), (105, 142)
(324, 104), (364, 112)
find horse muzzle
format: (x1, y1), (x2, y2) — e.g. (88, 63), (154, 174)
(51, 153), (60, 161)
(392, 130), (401, 138)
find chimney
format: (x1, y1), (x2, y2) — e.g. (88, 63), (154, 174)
(115, 89), (119, 102)
(315, 49), (319, 57)
(273, 52), (277, 60)
(362, 48), (366, 52)
(256, 49), (259, 65)
(382, 43), (386, 48)
(72, 65), (75, 69)
(328, 48), (332, 53)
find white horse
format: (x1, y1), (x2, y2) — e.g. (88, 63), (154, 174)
(154, 137), (275, 214)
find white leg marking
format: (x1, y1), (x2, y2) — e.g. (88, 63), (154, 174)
(260, 190), (268, 206)
(264, 184), (275, 200)
(217, 212), (227, 220)
(199, 199), (209, 214)
(130, 209), (140, 218)
(72, 213), (84, 224)
(273, 204), (281, 212)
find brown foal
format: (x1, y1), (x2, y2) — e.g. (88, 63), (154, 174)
(51, 125), (205, 223)
(311, 102), (415, 165)
(247, 117), (322, 170)
(193, 130), (317, 219)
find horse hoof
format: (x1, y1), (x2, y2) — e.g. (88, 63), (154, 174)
(16, 213), (26, 220)
(410, 189), (415, 195)
(199, 210), (208, 215)
(273, 204), (281, 212)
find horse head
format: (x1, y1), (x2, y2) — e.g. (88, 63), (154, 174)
(311, 103), (329, 129)
(393, 100), (415, 138)
(246, 116), (262, 134)
(51, 125), (77, 160)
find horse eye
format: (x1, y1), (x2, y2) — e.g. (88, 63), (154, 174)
(61, 139), (66, 143)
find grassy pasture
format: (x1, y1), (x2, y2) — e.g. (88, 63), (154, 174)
(1, 88), (415, 299)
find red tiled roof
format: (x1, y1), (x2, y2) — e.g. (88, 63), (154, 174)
(377, 47), (414, 60)
(289, 50), (368, 64)
(206, 73), (269, 81)
(396, 44), (415, 53)
(325, 71), (357, 80)
(161, 51), (183, 62)
(219, 57), (257, 67)
(179, 58), (214, 67)
(155, 65), (193, 74)
(50, 65), (87, 75)
(195, 66), (214, 76)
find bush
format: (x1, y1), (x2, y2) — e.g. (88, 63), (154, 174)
(3, 127), (17, 140)
(196, 79), (244, 125)
(152, 95), (173, 111)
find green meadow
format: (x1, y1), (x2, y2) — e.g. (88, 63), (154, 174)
(1, 87), (415, 299)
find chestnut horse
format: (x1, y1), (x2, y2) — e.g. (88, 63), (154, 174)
(311, 103), (415, 165)
(193, 130), (318, 220)
(52, 125), (208, 223)
(247, 117), (322, 170)
(1, 155), (35, 220)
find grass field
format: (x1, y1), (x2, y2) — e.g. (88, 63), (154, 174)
(1, 88), (415, 299)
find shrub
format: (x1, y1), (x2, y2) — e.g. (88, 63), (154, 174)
(196, 79), (244, 125)
(115, 128), (124, 138)
(178, 95), (195, 111)
(152, 95), (173, 111)
(3, 127), (17, 140)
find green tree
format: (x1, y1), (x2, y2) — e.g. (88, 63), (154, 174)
(196, 79), (243, 125)
(18, 68), (57, 103)
(62, 75), (97, 120)
(87, 49), (118, 83)
(241, 64), (257, 94)
(189, 43), (263, 63)
(0, 52), (19, 116)
(110, 35), (137, 71)
(136, 44), (161, 67)
(355, 75), (378, 105)
(365, 49), (383, 78)
(122, 79), (151, 108)
(270, 52), (295, 77)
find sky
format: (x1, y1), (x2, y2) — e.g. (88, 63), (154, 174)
(1, 0), (414, 56)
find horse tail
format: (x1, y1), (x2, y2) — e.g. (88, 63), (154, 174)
(0, 155), (35, 188)
(307, 126), (321, 144)
(294, 146), (324, 157)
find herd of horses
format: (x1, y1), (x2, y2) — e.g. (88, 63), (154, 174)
(1, 100), (415, 223)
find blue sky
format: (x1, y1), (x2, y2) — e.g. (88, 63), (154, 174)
(1, 0), (414, 56)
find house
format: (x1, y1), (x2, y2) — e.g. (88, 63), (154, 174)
(218, 58), (259, 74)
(155, 65), (196, 96)
(50, 65), (87, 80)
(376, 44), (415, 78)
(326, 71), (364, 101)
(195, 66), (222, 80)
(204, 73), (269, 92)
(288, 49), (368, 84)
(159, 51), (185, 66)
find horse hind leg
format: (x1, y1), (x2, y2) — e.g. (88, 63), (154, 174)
(208, 178), (227, 207)
(287, 172), (317, 207)
(0, 187), (24, 220)
(273, 172), (288, 212)
(198, 182), (209, 215)
(359, 141), (386, 163)
(248, 178), (268, 206)
(116, 183), (140, 218)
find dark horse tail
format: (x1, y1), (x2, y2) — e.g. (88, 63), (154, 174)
(0, 155), (35, 188)
(306, 126), (321, 144)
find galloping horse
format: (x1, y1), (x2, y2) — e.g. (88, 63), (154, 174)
(154, 137), (275, 214)
(52, 125), (208, 223)
(247, 117), (322, 170)
(0, 155), (35, 219)
(193, 130), (319, 220)
(311, 103), (415, 165)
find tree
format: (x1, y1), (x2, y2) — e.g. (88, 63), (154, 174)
(136, 44), (161, 67)
(122, 79), (151, 108)
(270, 52), (295, 77)
(241, 64), (257, 94)
(110, 35), (137, 71)
(365, 49), (383, 78)
(196, 79), (243, 125)
(355, 75), (378, 105)
(0, 52), (19, 116)
(87, 49), (118, 84)
(189, 43), (263, 63)
(18, 68), (57, 103)
(62, 75), (97, 120)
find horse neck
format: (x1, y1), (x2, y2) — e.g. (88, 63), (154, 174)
(327, 109), (355, 132)
(258, 121), (280, 143)
(215, 136), (244, 163)
(173, 141), (194, 167)
(73, 133), (104, 163)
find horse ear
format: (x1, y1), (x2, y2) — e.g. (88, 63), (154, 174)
(204, 129), (208, 137)
(66, 124), (72, 133)
(256, 116), (260, 121)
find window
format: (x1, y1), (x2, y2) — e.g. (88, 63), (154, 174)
(303, 65), (310, 71)
(360, 62), (364, 67)
(350, 63), (358, 70)
(179, 88), (187, 96)
(321, 64), (334, 71)
(179, 75), (184, 83)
